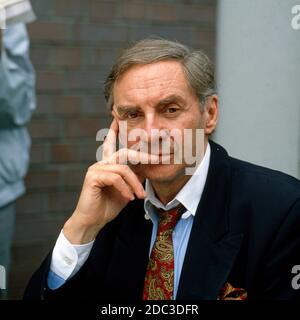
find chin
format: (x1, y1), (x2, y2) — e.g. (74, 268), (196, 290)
(134, 163), (186, 183)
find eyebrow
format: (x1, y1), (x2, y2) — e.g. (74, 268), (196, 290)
(156, 94), (185, 107)
(115, 105), (139, 116)
(115, 94), (185, 115)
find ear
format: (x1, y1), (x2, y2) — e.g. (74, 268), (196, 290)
(204, 95), (218, 135)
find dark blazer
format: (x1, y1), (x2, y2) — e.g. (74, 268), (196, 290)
(24, 141), (300, 300)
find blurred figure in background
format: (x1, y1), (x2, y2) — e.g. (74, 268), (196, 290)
(0, 0), (36, 296)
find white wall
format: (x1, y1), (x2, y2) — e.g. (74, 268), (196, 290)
(215, 0), (300, 179)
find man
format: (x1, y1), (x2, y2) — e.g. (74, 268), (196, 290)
(0, 20), (35, 295)
(24, 39), (300, 300)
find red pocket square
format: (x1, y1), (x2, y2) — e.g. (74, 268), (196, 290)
(218, 282), (247, 300)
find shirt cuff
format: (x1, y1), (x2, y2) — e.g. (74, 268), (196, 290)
(47, 270), (66, 290)
(50, 230), (94, 280)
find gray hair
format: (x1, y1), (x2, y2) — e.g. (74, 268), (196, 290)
(104, 38), (216, 111)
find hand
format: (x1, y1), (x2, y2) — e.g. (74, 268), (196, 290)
(63, 119), (159, 244)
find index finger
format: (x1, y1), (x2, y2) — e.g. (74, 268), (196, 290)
(102, 118), (119, 160)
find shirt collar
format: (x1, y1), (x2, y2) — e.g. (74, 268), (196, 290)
(144, 142), (211, 220)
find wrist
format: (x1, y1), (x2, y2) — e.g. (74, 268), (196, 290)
(63, 215), (105, 245)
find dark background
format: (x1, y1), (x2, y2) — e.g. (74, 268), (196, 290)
(9, 0), (216, 299)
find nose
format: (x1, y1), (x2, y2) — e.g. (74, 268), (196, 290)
(141, 113), (163, 144)
(139, 113), (171, 154)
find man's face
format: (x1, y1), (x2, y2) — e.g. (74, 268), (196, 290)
(112, 60), (209, 183)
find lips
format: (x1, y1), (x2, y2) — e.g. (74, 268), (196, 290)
(158, 153), (173, 156)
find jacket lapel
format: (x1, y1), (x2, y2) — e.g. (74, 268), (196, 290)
(177, 140), (244, 300)
(104, 199), (153, 299)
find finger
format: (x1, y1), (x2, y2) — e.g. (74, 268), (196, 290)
(112, 109), (120, 120)
(130, 170), (146, 192)
(91, 171), (135, 201)
(102, 119), (119, 160)
(91, 164), (146, 199)
(108, 149), (160, 165)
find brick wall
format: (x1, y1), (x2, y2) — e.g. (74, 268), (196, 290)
(9, 0), (216, 299)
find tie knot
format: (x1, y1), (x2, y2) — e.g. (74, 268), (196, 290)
(157, 203), (185, 231)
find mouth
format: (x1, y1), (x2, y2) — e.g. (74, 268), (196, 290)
(158, 153), (173, 156)
(152, 153), (175, 165)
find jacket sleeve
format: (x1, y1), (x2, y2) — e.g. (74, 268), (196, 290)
(257, 196), (300, 300)
(0, 23), (36, 128)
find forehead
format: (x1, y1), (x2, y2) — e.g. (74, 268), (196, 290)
(113, 60), (193, 105)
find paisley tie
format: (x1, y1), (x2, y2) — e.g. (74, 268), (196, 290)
(143, 203), (184, 300)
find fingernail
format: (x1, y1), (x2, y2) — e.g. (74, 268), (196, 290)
(139, 192), (146, 199)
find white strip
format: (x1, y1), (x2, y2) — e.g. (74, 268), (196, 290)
(0, 0), (24, 7)
(5, 1), (32, 19)
(0, 265), (6, 290)
(0, 5), (6, 29)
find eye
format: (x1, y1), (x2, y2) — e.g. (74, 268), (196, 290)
(127, 112), (139, 119)
(165, 107), (178, 114)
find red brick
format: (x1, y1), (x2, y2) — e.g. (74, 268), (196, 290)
(36, 71), (64, 92)
(55, 0), (87, 17)
(13, 217), (66, 246)
(52, 95), (82, 115)
(30, 144), (50, 164)
(30, 46), (51, 67)
(48, 191), (78, 212)
(71, 23), (129, 43)
(51, 142), (97, 164)
(25, 169), (61, 190)
(146, 3), (177, 22)
(63, 168), (86, 187)
(51, 143), (82, 163)
(80, 142), (99, 162)
(81, 95), (109, 114)
(29, 118), (61, 139)
(193, 29), (215, 48)
(34, 95), (53, 116)
(64, 117), (108, 138)
(16, 192), (48, 215)
(52, 47), (82, 68)
(177, 3), (216, 24)
(119, 1), (145, 20)
(90, 0), (116, 21)
(64, 70), (104, 91)
(83, 46), (121, 67)
(28, 21), (70, 42)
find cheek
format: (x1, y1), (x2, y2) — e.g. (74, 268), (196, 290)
(176, 112), (202, 132)
(176, 114), (203, 150)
